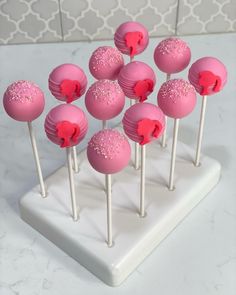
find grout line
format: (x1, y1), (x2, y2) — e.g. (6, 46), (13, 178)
(175, 0), (180, 36)
(57, 0), (64, 41)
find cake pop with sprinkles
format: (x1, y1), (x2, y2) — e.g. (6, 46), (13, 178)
(89, 46), (124, 80)
(87, 129), (131, 247)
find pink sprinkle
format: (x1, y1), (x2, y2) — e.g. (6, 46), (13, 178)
(157, 38), (188, 56)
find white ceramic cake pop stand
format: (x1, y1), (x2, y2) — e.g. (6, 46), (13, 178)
(19, 128), (221, 287)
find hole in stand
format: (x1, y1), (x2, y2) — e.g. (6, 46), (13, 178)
(194, 162), (202, 167)
(138, 211), (147, 218)
(106, 241), (115, 248)
(168, 186), (175, 192)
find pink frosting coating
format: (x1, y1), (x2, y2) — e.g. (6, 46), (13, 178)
(118, 61), (156, 100)
(188, 57), (227, 95)
(85, 79), (125, 120)
(157, 79), (196, 119)
(154, 38), (191, 74)
(44, 104), (88, 147)
(3, 80), (45, 122)
(122, 102), (165, 144)
(87, 129), (131, 174)
(89, 46), (124, 80)
(114, 21), (149, 56)
(48, 63), (87, 101)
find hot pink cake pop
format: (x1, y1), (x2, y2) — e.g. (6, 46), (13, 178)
(154, 38), (191, 75)
(157, 79), (196, 119)
(118, 61), (156, 102)
(3, 80), (45, 122)
(122, 102), (165, 145)
(85, 79), (125, 121)
(188, 57), (227, 95)
(87, 129), (131, 174)
(89, 46), (124, 81)
(114, 21), (149, 58)
(48, 63), (87, 103)
(45, 104), (88, 148)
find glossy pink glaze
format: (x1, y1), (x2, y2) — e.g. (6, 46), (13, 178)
(154, 38), (191, 74)
(85, 79), (125, 120)
(48, 63), (87, 102)
(157, 79), (196, 119)
(122, 102), (165, 144)
(3, 80), (45, 122)
(89, 46), (124, 80)
(118, 61), (156, 100)
(44, 104), (88, 147)
(114, 21), (149, 56)
(188, 57), (227, 95)
(87, 129), (131, 174)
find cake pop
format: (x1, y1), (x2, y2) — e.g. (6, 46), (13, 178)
(87, 129), (131, 247)
(114, 21), (149, 59)
(158, 79), (196, 190)
(48, 63), (87, 103)
(188, 57), (227, 167)
(123, 103), (165, 217)
(89, 46), (124, 81)
(3, 80), (46, 197)
(85, 79), (125, 129)
(45, 104), (88, 221)
(154, 37), (191, 148)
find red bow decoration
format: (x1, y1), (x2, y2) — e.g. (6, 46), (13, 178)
(56, 121), (80, 148)
(137, 118), (163, 145)
(60, 79), (81, 103)
(124, 31), (143, 58)
(198, 71), (221, 95)
(134, 79), (154, 102)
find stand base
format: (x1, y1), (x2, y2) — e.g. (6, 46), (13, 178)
(19, 139), (221, 286)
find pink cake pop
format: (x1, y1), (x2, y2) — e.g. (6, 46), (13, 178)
(48, 63), (87, 103)
(118, 61), (156, 103)
(45, 104), (88, 221)
(114, 21), (149, 58)
(87, 129), (131, 247)
(3, 80), (46, 197)
(157, 79), (197, 190)
(89, 46), (124, 81)
(85, 79), (125, 128)
(188, 57), (227, 166)
(123, 102), (165, 217)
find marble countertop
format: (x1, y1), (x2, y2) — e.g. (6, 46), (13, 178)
(0, 33), (235, 295)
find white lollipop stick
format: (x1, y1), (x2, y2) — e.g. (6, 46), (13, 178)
(72, 146), (79, 173)
(27, 122), (46, 198)
(140, 145), (146, 217)
(105, 174), (113, 247)
(195, 95), (207, 167)
(102, 120), (107, 129)
(161, 73), (171, 148)
(66, 147), (79, 221)
(169, 118), (180, 191)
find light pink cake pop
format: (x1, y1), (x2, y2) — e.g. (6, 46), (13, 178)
(89, 46), (124, 80)
(154, 38), (191, 74)
(3, 80), (45, 122)
(87, 129), (131, 174)
(48, 63), (87, 103)
(122, 102), (165, 145)
(157, 79), (196, 119)
(118, 61), (156, 102)
(114, 21), (149, 58)
(45, 104), (88, 148)
(85, 79), (125, 120)
(188, 57), (227, 95)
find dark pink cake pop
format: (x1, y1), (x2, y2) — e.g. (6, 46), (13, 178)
(89, 46), (124, 80)
(45, 104), (88, 148)
(114, 21), (149, 58)
(154, 38), (191, 75)
(85, 79), (125, 121)
(48, 63), (87, 103)
(87, 129), (131, 174)
(118, 61), (156, 102)
(3, 80), (45, 122)
(158, 79), (196, 119)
